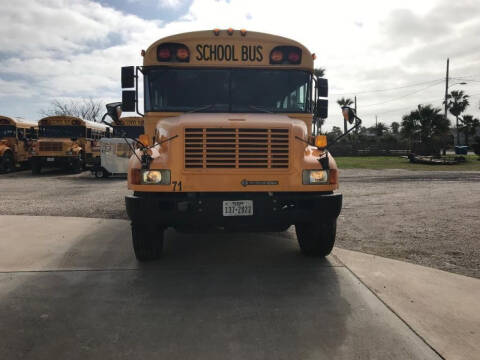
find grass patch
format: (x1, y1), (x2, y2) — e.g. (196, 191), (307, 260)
(335, 155), (480, 171)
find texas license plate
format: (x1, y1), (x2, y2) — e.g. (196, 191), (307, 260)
(46, 157), (55, 162)
(222, 200), (253, 216)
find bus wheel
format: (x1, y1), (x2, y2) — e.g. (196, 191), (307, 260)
(1, 152), (15, 173)
(131, 224), (164, 261)
(72, 155), (83, 173)
(295, 219), (337, 257)
(31, 159), (42, 174)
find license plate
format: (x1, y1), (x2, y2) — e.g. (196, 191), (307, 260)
(46, 157), (55, 162)
(223, 200), (253, 216)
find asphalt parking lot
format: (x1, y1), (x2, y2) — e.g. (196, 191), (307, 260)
(1, 168), (479, 277)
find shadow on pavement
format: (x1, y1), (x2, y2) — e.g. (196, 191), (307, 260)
(0, 223), (440, 359)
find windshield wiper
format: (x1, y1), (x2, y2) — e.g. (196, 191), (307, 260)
(248, 105), (273, 114)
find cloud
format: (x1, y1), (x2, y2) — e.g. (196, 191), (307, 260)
(0, 0), (479, 128)
(158, 0), (182, 8)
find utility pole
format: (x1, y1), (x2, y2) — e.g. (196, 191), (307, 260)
(444, 58), (451, 144)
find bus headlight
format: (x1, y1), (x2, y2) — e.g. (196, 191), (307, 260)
(141, 169), (171, 185)
(302, 170), (329, 185)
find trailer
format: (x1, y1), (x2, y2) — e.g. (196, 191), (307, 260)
(91, 137), (135, 178)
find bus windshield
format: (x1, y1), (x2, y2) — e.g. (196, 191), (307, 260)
(145, 68), (311, 113)
(0, 125), (16, 138)
(113, 126), (144, 139)
(39, 126), (86, 138)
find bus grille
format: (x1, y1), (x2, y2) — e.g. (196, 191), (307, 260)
(39, 142), (63, 152)
(184, 128), (289, 169)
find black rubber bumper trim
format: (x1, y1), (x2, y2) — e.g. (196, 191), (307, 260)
(125, 192), (342, 227)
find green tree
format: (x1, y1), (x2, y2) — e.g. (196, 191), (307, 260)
(314, 68), (325, 78)
(375, 122), (388, 136)
(445, 90), (469, 142)
(460, 115), (480, 146)
(336, 97), (354, 107)
(401, 104), (450, 153)
(391, 121), (400, 134)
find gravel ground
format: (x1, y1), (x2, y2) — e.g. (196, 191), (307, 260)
(1, 168), (479, 278)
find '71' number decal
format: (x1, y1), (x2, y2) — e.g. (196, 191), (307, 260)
(172, 181), (182, 191)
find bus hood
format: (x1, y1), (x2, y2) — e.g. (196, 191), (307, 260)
(152, 113), (310, 139)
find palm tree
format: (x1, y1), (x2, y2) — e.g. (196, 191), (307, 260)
(391, 122), (400, 135)
(401, 104), (450, 153)
(375, 122), (388, 136)
(336, 97), (354, 107)
(314, 68), (325, 78)
(460, 115), (480, 146)
(445, 90), (469, 144)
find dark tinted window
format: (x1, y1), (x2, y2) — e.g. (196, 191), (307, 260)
(0, 125), (16, 138)
(113, 126), (144, 138)
(39, 126), (86, 138)
(145, 68), (311, 113)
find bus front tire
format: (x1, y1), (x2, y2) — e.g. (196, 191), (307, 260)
(1, 152), (15, 173)
(131, 224), (164, 261)
(295, 219), (337, 257)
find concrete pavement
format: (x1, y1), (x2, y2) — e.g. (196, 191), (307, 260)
(0, 215), (447, 359)
(333, 247), (480, 360)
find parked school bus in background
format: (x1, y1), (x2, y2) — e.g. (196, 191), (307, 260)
(112, 116), (144, 139)
(121, 29), (340, 261)
(0, 116), (37, 173)
(31, 115), (110, 174)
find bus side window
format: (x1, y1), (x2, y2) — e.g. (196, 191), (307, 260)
(17, 129), (25, 140)
(87, 128), (92, 139)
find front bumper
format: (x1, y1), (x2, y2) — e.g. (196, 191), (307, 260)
(32, 156), (79, 168)
(125, 192), (342, 230)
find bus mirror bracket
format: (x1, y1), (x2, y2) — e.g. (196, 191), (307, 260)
(121, 66), (144, 116)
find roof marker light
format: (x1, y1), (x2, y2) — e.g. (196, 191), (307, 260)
(141, 49), (146, 57)
(227, 28), (234, 35)
(213, 28), (220, 36)
(312, 53), (316, 60)
(240, 29), (247, 36)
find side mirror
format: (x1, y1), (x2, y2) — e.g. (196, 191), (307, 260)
(315, 99), (328, 119)
(106, 102), (122, 123)
(121, 66), (135, 88)
(342, 106), (356, 124)
(316, 78), (328, 98)
(122, 90), (136, 112)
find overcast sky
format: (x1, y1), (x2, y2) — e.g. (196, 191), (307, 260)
(1, 0), (480, 130)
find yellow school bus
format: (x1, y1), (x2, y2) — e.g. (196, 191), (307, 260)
(31, 115), (111, 174)
(0, 116), (37, 172)
(112, 116), (144, 139)
(121, 29), (341, 261)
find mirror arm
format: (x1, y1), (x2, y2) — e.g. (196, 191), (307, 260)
(135, 66), (144, 117)
(333, 115), (362, 144)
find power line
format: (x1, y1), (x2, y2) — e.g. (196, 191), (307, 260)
(330, 78), (444, 96)
(359, 81), (444, 109)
